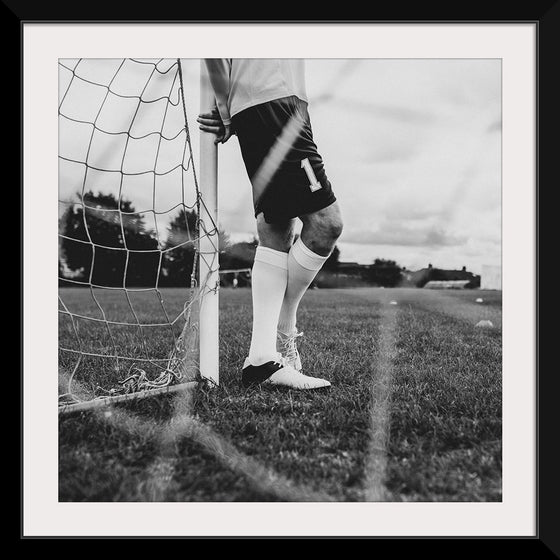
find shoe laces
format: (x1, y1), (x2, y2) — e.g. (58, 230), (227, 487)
(272, 353), (303, 376)
(275, 354), (288, 368)
(278, 330), (303, 363)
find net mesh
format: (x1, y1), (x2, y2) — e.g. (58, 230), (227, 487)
(58, 58), (218, 408)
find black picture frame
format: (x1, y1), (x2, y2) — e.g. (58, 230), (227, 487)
(14, 2), (555, 550)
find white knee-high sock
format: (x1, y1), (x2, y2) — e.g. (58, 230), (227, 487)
(278, 237), (329, 335)
(248, 246), (289, 365)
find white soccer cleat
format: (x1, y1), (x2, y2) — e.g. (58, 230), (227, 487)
(266, 364), (331, 390)
(242, 354), (331, 390)
(277, 329), (303, 371)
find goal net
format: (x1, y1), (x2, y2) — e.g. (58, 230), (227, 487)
(58, 58), (218, 413)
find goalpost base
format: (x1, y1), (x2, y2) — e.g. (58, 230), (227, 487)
(58, 381), (199, 416)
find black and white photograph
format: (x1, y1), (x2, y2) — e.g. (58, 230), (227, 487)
(21, 21), (538, 538)
(57, 56), (502, 502)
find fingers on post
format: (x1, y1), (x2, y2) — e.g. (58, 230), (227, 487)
(198, 110), (219, 120)
(197, 117), (222, 134)
(197, 116), (221, 126)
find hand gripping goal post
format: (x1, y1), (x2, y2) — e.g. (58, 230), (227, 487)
(58, 59), (219, 413)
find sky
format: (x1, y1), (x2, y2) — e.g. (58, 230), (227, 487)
(59, 58), (501, 275)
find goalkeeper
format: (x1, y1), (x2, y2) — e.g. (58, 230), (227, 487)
(198, 59), (343, 390)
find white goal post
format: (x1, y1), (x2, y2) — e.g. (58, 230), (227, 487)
(198, 61), (219, 386)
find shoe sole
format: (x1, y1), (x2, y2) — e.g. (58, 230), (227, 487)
(262, 381), (332, 391)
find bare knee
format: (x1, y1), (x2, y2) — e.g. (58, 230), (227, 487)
(256, 213), (297, 252)
(326, 206), (344, 240)
(300, 202), (343, 256)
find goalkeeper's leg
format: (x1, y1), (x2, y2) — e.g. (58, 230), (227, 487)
(242, 204), (342, 389)
(277, 202), (343, 369)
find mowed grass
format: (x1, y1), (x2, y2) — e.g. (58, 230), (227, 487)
(59, 287), (502, 502)
(58, 287), (199, 400)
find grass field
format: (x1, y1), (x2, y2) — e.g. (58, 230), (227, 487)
(59, 287), (502, 502)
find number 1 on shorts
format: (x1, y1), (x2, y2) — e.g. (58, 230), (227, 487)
(301, 158), (322, 192)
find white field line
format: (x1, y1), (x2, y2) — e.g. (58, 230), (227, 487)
(159, 394), (335, 502)
(60, 375), (189, 501)
(84, 406), (179, 502)
(142, 457), (179, 502)
(139, 390), (197, 502)
(61, 376), (334, 502)
(363, 302), (398, 502)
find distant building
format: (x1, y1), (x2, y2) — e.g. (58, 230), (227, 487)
(424, 280), (471, 289)
(316, 261), (481, 289)
(405, 265), (480, 289)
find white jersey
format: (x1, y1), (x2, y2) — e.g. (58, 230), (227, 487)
(204, 59), (308, 125)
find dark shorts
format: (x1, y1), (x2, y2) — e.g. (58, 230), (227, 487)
(232, 95), (337, 224)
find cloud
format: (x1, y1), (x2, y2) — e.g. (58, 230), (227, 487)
(330, 97), (437, 125)
(60, 59), (500, 275)
(343, 223), (467, 248)
(383, 205), (439, 222)
(365, 143), (419, 164)
(424, 228), (467, 247)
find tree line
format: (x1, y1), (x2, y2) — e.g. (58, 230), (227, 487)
(59, 191), (404, 288)
(60, 191), (211, 287)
